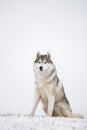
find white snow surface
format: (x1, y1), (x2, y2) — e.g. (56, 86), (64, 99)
(0, 115), (87, 130)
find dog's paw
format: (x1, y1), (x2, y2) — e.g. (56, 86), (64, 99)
(47, 113), (52, 117)
(28, 113), (34, 116)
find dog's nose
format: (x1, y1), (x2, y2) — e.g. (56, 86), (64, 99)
(39, 66), (43, 71)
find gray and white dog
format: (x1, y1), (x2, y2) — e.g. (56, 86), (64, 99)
(30, 52), (84, 118)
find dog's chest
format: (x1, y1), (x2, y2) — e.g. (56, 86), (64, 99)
(38, 85), (52, 102)
(38, 81), (64, 104)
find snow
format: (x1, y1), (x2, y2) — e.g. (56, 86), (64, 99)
(0, 115), (87, 130)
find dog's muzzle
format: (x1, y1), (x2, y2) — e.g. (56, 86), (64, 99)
(39, 66), (43, 71)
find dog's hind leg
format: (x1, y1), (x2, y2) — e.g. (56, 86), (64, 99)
(61, 109), (72, 117)
(55, 102), (72, 118)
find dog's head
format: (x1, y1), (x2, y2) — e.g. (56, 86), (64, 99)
(34, 51), (53, 73)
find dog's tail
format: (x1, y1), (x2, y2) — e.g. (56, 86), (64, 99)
(72, 113), (84, 119)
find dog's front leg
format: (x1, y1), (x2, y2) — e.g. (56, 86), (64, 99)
(47, 95), (55, 116)
(29, 87), (40, 116)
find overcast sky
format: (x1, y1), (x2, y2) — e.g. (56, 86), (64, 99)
(0, 0), (87, 117)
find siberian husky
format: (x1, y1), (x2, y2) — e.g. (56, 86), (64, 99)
(29, 51), (84, 118)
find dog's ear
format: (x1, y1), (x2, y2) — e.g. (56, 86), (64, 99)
(36, 51), (40, 59)
(47, 51), (51, 60)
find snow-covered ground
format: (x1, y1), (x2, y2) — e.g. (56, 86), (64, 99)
(0, 115), (87, 130)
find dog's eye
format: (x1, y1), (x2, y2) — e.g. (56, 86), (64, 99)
(44, 62), (47, 64)
(39, 61), (41, 64)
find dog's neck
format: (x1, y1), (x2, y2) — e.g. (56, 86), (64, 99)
(34, 65), (57, 85)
